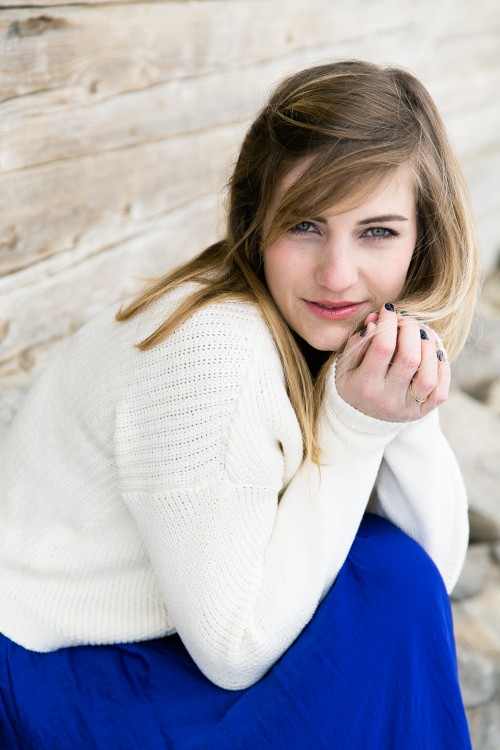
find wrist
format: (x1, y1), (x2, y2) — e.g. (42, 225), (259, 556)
(324, 360), (405, 437)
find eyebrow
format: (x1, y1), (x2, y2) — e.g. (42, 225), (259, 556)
(357, 215), (409, 225)
(311, 214), (409, 225)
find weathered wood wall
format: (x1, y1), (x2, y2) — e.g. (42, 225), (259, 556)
(1, 0), (499, 428)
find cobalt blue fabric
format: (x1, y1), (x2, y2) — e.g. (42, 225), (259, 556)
(0, 514), (472, 750)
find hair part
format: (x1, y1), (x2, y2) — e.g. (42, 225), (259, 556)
(116, 59), (481, 467)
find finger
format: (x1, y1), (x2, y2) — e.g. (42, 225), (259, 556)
(386, 316), (422, 386)
(356, 302), (398, 380)
(337, 314), (378, 374)
(408, 347), (450, 413)
(424, 349), (450, 410)
(364, 311), (379, 326)
(409, 327), (439, 401)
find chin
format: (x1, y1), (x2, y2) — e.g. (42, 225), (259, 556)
(302, 333), (348, 351)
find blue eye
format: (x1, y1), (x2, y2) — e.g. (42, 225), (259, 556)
(290, 221), (316, 234)
(364, 227), (398, 239)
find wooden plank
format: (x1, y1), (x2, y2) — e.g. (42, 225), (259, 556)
(0, 192), (221, 367)
(2, 0), (498, 20)
(1, 67), (254, 173)
(2, 0), (497, 104)
(3, 27), (500, 174)
(0, 122), (243, 276)
(0, 2), (406, 102)
(474, 212), (500, 273)
(442, 147), (500, 272)
(447, 99), (500, 160)
(1, 0), (203, 4)
(463, 148), (500, 272)
(426, 29), (500, 111)
(463, 147), (500, 216)
(472, 214), (500, 270)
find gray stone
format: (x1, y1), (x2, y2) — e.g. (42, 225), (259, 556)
(440, 390), (500, 540)
(456, 644), (496, 708)
(466, 696), (500, 750)
(452, 311), (500, 397)
(453, 588), (500, 660)
(492, 543), (500, 565)
(480, 268), (500, 318)
(485, 378), (500, 416)
(469, 509), (500, 544)
(452, 544), (499, 601)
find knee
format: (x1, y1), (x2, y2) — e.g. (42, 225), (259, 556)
(368, 522), (448, 611)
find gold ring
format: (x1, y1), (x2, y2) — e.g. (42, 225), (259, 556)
(409, 380), (427, 404)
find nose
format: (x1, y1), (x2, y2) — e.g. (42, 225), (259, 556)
(314, 240), (359, 292)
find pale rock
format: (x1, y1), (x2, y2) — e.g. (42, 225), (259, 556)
(485, 377), (500, 416)
(451, 544), (500, 601)
(466, 697), (500, 750)
(440, 390), (500, 540)
(479, 268), (500, 317)
(456, 644), (496, 708)
(452, 587), (500, 660)
(492, 543), (500, 565)
(468, 509), (500, 544)
(451, 311), (500, 397)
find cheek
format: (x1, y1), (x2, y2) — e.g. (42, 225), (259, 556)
(263, 241), (296, 290)
(402, 241), (417, 277)
(388, 244), (416, 291)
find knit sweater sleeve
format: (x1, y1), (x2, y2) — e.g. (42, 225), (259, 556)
(370, 408), (469, 594)
(114, 302), (404, 690)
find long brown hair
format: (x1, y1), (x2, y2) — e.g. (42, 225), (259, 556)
(116, 59), (480, 464)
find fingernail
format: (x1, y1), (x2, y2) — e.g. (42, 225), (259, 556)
(384, 302), (395, 312)
(360, 326), (367, 338)
(437, 350), (445, 361)
(419, 329), (429, 340)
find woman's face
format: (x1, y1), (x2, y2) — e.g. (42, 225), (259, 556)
(263, 165), (418, 351)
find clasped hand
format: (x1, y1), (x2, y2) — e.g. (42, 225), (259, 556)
(335, 303), (450, 422)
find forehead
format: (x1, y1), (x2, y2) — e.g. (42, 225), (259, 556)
(335, 167), (416, 219)
(273, 161), (416, 218)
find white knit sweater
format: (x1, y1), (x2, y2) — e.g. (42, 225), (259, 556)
(0, 283), (468, 690)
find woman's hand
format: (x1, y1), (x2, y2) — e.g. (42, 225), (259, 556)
(334, 303), (450, 422)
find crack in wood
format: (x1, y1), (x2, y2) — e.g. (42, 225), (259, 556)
(7, 15), (70, 39)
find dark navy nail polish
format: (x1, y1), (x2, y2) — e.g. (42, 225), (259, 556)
(384, 303), (395, 312)
(360, 326), (367, 338)
(419, 329), (429, 340)
(437, 350), (445, 361)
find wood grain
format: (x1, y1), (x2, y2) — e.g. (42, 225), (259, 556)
(0, 193), (220, 369)
(0, 122), (241, 275)
(2, 28), (500, 174)
(2, 0), (498, 103)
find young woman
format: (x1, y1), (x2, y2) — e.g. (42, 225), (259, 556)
(0, 60), (479, 748)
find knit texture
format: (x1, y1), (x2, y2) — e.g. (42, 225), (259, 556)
(0, 284), (469, 689)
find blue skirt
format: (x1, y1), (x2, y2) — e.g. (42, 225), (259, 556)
(0, 514), (471, 749)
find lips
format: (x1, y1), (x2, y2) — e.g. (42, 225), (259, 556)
(309, 300), (361, 309)
(304, 299), (364, 321)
